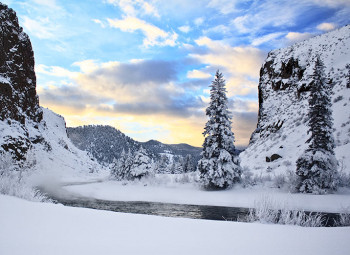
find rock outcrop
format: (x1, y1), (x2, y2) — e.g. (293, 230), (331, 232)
(240, 25), (350, 177)
(0, 3), (43, 159)
(0, 3), (42, 124)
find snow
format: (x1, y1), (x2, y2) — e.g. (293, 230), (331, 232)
(59, 179), (350, 213)
(240, 25), (350, 177)
(0, 75), (10, 84)
(26, 107), (107, 183)
(1, 194), (350, 255)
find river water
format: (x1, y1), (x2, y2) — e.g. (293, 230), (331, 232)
(38, 183), (341, 226)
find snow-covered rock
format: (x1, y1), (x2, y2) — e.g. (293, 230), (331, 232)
(0, 3), (103, 181)
(240, 25), (350, 177)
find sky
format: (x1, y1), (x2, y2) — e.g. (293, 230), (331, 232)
(3, 0), (350, 147)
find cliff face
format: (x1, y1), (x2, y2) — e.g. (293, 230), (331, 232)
(240, 25), (350, 176)
(0, 3), (42, 124)
(0, 3), (101, 176)
(0, 3), (44, 159)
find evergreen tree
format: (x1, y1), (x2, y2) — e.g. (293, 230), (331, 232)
(110, 149), (132, 180)
(296, 57), (338, 194)
(182, 155), (193, 173)
(128, 146), (153, 180)
(198, 70), (241, 189)
(169, 161), (183, 174)
(155, 154), (170, 174)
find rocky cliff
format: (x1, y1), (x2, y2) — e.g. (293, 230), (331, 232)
(0, 3), (42, 124)
(240, 25), (350, 177)
(0, 3), (43, 159)
(0, 3), (101, 176)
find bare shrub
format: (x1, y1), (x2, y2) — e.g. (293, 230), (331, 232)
(0, 151), (49, 202)
(335, 213), (350, 227)
(273, 174), (286, 188)
(246, 194), (324, 227)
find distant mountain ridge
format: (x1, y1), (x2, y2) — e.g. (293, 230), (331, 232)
(67, 125), (201, 168)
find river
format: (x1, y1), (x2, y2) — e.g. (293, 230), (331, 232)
(38, 182), (341, 226)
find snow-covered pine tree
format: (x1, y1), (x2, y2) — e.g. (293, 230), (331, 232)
(128, 146), (153, 180)
(110, 149), (124, 180)
(295, 57), (338, 194)
(110, 157), (119, 178)
(198, 70), (241, 190)
(182, 155), (193, 173)
(155, 154), (170, 174)
(110, 149), (131, 180)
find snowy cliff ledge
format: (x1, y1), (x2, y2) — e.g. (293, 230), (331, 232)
(240, 25), (350, 177)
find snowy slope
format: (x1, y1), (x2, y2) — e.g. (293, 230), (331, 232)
(27, 108), (104, 182)
(1, 194), (350, 255)
(240, 25), (350, 177)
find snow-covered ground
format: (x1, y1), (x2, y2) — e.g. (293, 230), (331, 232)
(53, 175), (350, 213)
(1, 194), (350, 255)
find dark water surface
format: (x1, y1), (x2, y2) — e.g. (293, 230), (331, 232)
(38, 183), (341, 226)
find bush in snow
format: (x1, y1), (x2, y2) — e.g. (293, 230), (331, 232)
(198, 70), (241, 190)
(0, 150), (48, 202)
(335, 212), (350, 227)
(295, 57), (338, 194)
(246, 194), (324, 227)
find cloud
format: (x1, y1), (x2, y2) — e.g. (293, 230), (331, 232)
(207, 0), (246, 14)
(36, 64), (78, 78)
(22, 16), (56, 39)
(251, 32), (284, 46)
(178, 25), (191, 33)
(285, 32), (313, 42)
(31, 0), (62, 10)
(108, 16), (178, 47)
(106, 0), (160, 18)
(36, 59), (209, 146)
(187, 69), (212, 79)
(190, 37), (265, 98)
(38, 59), (203, 118)
(231, 0), (305, 34)
(232, 111), (258, 146)
(38, 85), (110, 113)
(194, 17), (204, 26)
(317, 22), (336, 31)
(307, 0), (350, 8)
(92, 19), (106, 28)
(203, 24), (232, 36)
(192, 36), (265, 79)
(79, 60), (177, 87)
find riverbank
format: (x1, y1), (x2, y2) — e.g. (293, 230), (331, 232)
(1, 194), (350, 255)
(59, 176), (350, 214)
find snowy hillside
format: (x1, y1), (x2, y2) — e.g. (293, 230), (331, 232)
(67, 125), (139, 163)
(67, 125), (201, 169)
(240, 25), (350, 177)
(29, 108), (103, 181)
